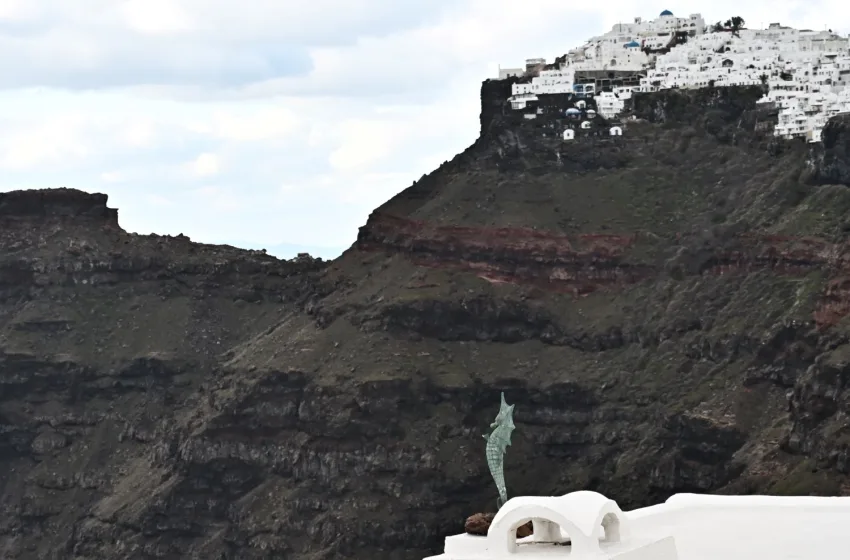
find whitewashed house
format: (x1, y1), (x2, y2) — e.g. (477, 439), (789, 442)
(499, 12), (850, 142)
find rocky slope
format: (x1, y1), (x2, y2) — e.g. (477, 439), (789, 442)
(4, 82), (850, 559)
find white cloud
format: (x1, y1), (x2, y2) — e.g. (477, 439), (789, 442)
(328, 119), (398, 171)
(145, 193), (173, 206)
(191, 185), (245, 210)
(204, 108), (302, 142)
(100, 171), (124, 183)
(0, 113), (91, 170)
(122, 117), (157, 147)
(188, 153), (220, 177)
(0, 0), (37, 20)
(0, 0), (467, 92)
(119, 0), (197, 34)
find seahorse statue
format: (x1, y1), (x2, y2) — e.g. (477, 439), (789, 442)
(483, 392), (516, 510)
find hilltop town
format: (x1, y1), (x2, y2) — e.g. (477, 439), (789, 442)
(499, 10), (850, 142)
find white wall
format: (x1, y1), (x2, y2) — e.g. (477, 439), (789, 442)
(424, 492), (850, 560)
(610, 536), (679, 560)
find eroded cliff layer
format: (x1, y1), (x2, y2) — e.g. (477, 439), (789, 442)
(4, 83), (850, 560)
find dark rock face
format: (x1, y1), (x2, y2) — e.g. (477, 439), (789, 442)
(805, 113), (850, 186)
(0, 189), (330, 559)
(0, 187), (119, 224)
(464, 513), (495, 535)
(4, 81), (850, 560)
(627, 86), (768, 127)
(480, 77), (517, 137)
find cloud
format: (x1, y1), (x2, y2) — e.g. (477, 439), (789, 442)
(328, 119), (400, 171)
(197, 108), (303, 142)
(0, 30), (314, 89)
(113, 0), (459, 44)
(119, 0), (196, 34)
(198, 1), (602, 101)
(99, 171), (124, 183)
(122, 117), (157, 147)
(188, 153), (220, 177)
(0, 112), (92, 170)
(0, 0), (461, 92)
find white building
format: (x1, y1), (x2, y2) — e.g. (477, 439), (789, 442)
(596, 86), (639, 118)
(498, 67), (524, 79)
(499, 13), (850, 142)
(424, 491), (850, 560)
(505, 11), (706, 99)
(512, 67), (577, 96)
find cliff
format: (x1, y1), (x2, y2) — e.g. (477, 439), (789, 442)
(3, 82), (850, 560)
(805, 112), (850, 186)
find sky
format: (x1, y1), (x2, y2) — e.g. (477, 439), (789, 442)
(0, 0), (847, 260)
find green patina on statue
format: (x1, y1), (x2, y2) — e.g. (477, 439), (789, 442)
(483, 392), (516, 510)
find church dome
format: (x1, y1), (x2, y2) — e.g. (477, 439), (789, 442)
(660, 9), (673, 16)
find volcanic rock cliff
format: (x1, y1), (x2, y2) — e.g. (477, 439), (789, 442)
(4, 83), (850, 560)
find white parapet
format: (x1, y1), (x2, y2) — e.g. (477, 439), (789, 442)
(425, 491), (678, 560)
(609, 535), (678, 560)
(424, 492), (850, 560)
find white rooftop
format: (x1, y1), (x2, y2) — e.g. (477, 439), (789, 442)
(424, 491), (850, 560)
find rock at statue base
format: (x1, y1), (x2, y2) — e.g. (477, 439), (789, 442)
(464, 513), (532, 537)
(516, 520), (533, 537)
(464, 513), (495, 535)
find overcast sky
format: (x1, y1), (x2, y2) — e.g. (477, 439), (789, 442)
(0, 0), (846, 259)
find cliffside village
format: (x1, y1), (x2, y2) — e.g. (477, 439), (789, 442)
(499, 10), (850, 142)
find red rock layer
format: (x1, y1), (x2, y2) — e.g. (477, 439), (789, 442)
(357, 213), (850, 327)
